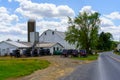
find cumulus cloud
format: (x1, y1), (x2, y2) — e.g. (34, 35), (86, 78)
(100, 16), (120, 41)
(100, 24), (120, 41)
(100, 17), (114, 27)
(0, 7), (27, 41)
(15, 0), (75, 19)
(105, 12), (120, 20)
(0, 7), (18, 24)
(36, 18), (68, 34)
(0, 22), (27, 41)
(80, 6), (96, 14)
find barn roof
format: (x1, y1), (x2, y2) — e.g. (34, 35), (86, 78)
(4, 41), (29, 48)
(0, 41), (63, 48)
(55, 31), (65, 39)
(36, 42), (64, 48)
(39, 29), (66, 39)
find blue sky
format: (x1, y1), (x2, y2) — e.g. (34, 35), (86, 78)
(0, 0), (120, 41)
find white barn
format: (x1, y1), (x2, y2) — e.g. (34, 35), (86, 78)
(39, 29), (75, 49)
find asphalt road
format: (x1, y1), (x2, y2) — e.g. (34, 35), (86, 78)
(59, 52), (120, 80)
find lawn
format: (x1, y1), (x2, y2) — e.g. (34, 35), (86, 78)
(0, 58), (50, 80)
(72, 54), (99, 61)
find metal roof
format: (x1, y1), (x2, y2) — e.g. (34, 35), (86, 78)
(36, 42), (63, 48)
(18, 42), (32, 47)
(39, 29), (66, 40)
(55, 31), (65, 39)
(0, 41), (63, 48)
(4, 41), (29, 48)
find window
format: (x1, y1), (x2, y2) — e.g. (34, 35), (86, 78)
(52, 31), (54, 35)
(53, 47), (55, 51)
(57, 47), (59, 50)
(45, 32), (46, 35)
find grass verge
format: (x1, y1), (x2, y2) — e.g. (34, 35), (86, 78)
(114, 52), (120, 55)
(0, 58), (50, 80)
(72, 54), (99, 61)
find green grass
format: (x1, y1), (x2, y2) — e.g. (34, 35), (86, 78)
(0, 58), (50, 80)
(72, 54), (99, 61)
(114, 52), (120, 55)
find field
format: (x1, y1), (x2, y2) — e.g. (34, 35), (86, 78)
(0, 57), (50, 80)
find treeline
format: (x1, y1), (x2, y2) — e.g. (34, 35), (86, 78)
(96, 32), (117, 51)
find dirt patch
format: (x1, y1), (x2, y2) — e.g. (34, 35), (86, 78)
(15, 56), (92, 80)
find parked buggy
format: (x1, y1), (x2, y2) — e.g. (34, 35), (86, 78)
(71, 50), (79, 57)
(32, 49), (39, 57)
(23, 48), (32, 57)
(11, 49), (21, 58)
(39, 48), (50, 56)
(79, 50), (87, 57)
(61, 49), (68, 57)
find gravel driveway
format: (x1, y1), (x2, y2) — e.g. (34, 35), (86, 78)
(16, 56), (92, 80)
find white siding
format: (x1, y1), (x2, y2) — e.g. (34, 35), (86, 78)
(51, 43), (63, 55)
(0, 42), (17, 56)
(39, 30), (75, 49)
(41, 43), (63, 55)
(117, 44), (120, 51)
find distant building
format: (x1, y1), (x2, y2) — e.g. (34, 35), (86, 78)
(39, 29), (75, 49)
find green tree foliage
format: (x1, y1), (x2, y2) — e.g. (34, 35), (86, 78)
(97, 32), (113, 50)
(65, 12), (101, 54)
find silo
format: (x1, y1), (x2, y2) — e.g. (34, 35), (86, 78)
(27, 19), (36, 42)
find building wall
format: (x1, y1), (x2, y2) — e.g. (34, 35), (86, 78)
(39, 30), (75, 49)
(117, 44), (120, 51)
(41, 43), (63, 55)
(50, 43), (63, 55)
(0, 42), (17, 56)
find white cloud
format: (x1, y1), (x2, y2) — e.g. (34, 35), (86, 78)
(8, 0), (12, 2)
(105, 12), (120, 20)
(100, 16), (120, 41)
(100, 25), (120, 41)
(15, 0), (75, 19)
(36, 18), (68, 34)
(0, 7), (18, 24)
(100, 17), (114, 27)
(0, 22), (27, 41)
(80, 6), (96, 14)
(0, 7), (26, 41)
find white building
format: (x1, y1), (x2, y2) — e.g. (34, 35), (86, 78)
(36, 42), (63, 54)
(0, 41), (28, 56)
(39, 29), (75, 49)
(0, 41), (63, 56)
(117, 44), (120, 51)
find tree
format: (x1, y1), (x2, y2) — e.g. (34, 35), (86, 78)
(65, 12), (101, 54)
(97, 32), (113, 50)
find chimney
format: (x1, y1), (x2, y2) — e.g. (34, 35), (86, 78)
(27, 19), (36, 42)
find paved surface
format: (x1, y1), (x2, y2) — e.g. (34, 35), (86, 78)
(59, 52), (120, 80)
